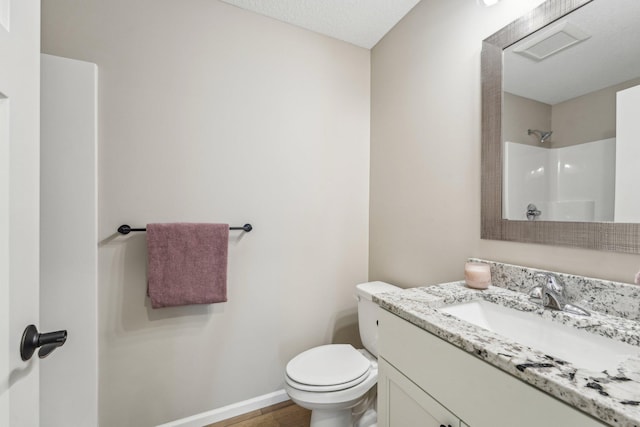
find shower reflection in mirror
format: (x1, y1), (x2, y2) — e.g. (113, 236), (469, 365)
(501, 0), (640, 223)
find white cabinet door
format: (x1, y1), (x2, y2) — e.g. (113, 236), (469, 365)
(378, 358), (463, 427)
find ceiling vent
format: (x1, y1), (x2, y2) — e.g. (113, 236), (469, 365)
(514, 21), (591, 61)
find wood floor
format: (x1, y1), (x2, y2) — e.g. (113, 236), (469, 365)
(206, 400), (311, 427)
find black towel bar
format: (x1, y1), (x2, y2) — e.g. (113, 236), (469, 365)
(117, 224), (253, 235)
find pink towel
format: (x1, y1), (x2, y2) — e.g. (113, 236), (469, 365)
(146, 223), (229, 308)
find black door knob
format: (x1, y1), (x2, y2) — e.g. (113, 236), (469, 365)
(20, 324), (67, 361)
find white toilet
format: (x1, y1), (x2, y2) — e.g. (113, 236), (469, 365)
(284, 281), (400, 427)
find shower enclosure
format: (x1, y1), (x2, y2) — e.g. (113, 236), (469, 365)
(503, 138), (615, 222)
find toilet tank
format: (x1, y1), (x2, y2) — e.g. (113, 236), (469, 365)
(356, 281), (400, 357)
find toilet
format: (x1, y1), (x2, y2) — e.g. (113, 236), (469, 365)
(284, 281), (400, 427)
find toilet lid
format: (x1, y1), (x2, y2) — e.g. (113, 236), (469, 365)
(286, 344), (371, 388)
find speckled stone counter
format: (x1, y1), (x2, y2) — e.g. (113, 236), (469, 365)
(373, 261), (640, 427)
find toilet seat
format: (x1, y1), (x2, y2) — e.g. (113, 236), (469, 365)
(286, 344), (371, 392)
(285, 354), (378, 408)
(286, 368), (370, 392)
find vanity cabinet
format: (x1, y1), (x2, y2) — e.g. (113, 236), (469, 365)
(377, 308), (607, 427)
(378, 357), (468, 427)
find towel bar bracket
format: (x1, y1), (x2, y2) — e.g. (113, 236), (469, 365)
(117, 223), (252, 235)
(117, 225), (145, 234)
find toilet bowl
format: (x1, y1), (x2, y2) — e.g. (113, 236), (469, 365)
(285, 345), (377, 427)
(284, 281), (400, 427)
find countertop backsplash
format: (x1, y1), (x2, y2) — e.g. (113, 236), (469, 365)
(471, 259), (640, 321)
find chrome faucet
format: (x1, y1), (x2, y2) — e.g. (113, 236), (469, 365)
(529, 273), (590, 316)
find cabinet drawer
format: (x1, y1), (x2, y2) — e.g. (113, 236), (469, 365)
(378, 308), (607, 427)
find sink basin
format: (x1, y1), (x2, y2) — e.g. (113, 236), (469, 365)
(440, 299), (640, 372)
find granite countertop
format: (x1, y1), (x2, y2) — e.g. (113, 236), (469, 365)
(374, 281), (640, 427)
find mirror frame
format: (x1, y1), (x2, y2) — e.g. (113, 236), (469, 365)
(481, 0), (640, 254)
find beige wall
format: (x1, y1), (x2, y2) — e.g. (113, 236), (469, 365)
(503, 92), (551, 146)
(506, 77), (640, 149)
(41, 1), (370, 426)
(552, 77), (640, 148)
(370, 0), (640, 288)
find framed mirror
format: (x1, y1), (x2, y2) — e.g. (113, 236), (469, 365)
(481, 0), (640, 253)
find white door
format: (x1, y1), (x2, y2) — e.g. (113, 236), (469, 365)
(0, 0), (42, 426)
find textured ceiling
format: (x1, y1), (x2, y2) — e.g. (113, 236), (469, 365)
(504, 0), (640, 105)
(219, 0), (421, 49)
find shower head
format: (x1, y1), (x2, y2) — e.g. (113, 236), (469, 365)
(540, 131), (553, 143)
(528, 129), (553, 143)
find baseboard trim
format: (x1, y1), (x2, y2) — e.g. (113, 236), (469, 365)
(155, 389), (289, 427)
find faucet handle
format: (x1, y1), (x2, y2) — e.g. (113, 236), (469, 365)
(533, 273), (590, 316)
(535, 273), (564, 294)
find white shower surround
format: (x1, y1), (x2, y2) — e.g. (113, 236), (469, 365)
(504, 139), (615, 222)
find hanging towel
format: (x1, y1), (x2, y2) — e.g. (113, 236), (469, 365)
(146, 223), (229, 308)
